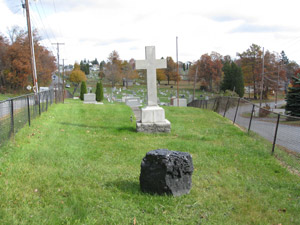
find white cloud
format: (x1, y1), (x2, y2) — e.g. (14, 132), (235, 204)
(1, 0), (300, 64)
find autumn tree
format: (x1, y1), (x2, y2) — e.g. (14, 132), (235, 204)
(0, 28), (56, 93)
(157, 69), (166, 84)
(279, 51), (299, 92)
(237, 44), (263, 99)
(121, 60), (138, 87)
(165, 57), (176, 85)
(105, 50), (122, 87)
(0, 34), (9, 93)
(70, 64), (87, 95)
(196, 53), (223, 92)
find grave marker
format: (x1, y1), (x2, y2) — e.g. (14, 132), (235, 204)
(135, 46), (171, 133)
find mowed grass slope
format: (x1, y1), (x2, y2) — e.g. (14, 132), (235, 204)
(0, 100), (299, 224)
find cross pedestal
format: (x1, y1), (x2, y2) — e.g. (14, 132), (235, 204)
(135, 46), (171, 133)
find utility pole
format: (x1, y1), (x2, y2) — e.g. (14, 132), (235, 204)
(259, 47), (264, 107)
(24, 0), (39, 93)
(193, 66), (198, 101)
(275, 65), (280, 109)
(62, 59), (66, 104)
(176, 36), (179, 107)
(52, 42), (65, 102)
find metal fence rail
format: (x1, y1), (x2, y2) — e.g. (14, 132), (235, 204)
(188, 97), (300, 154)
(0, 89), (61, 146)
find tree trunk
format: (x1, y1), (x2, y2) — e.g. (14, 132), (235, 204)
(72, 83), (78, 95)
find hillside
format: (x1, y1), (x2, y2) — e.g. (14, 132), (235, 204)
(0, 100), (299, 224)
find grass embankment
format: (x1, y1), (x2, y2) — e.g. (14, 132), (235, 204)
(0, 100), (299, 224)
(0, 93), (19, 101)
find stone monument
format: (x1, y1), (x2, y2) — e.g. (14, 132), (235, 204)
(83, 93), (97, 104)
(135, 46), (171, 133)
(140, 149), (194, 196)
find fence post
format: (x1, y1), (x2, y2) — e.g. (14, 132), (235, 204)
(233, 98), (241, 124)
(46, 92), (48, 111)
(27, 96), (31, 126)
(38, 93), (41, 116)
(200, 100), (202, 108)
(50, 90), (53, 105)
(212, 98), (217, 111)
(223, 97), (230, 117)
(272, 114), (281, 155)
(10, 99), (14, 137)
(248, 104), (255, 133)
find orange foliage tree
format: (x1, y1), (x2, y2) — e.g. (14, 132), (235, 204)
(188, 52), (223, 91)
(0, 28), (56, 93)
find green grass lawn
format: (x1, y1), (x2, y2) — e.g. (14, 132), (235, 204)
(0, 93), (19, 101)
(0, 100), (299, 224)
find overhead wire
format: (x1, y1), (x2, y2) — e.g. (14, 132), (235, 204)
(29, 5), (57, 54)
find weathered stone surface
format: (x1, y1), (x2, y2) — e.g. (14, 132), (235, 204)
(140, 149), (193, 196)
(136, 120), (171, 133)
(125, 97), (141, 107)
(170, 98), (187, 107)
(84, 93), (97, 104)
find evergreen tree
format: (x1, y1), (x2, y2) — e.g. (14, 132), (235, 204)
(85, 64), (90, 75)
(285, 73), (300, 117)
(80, 81), (87, 100)
(221, 62), (244, 97)
(221, 62), (232, 91)
(95, 81), (104, 102)
(232, 62), (244, 97)
(80, 60), (85, 72)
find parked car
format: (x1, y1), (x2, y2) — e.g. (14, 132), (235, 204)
(65, 84), (70, 88)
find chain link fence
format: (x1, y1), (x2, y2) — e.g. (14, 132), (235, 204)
(188, 97), (300, 154)
(0, 88), (63, 146)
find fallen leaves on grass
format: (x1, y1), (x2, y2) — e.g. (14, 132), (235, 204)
(278, 208), (286, 213)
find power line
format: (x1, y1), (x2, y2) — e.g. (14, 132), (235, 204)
(29, 9), (56, 54)
(33, 2), (57, 42)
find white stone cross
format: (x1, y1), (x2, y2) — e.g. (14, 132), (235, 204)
(136, 46), (167, 106)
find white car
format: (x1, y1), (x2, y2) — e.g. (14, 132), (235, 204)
(65, 84), (70, 88)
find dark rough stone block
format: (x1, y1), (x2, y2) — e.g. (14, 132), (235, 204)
(140, 149), (194, 196)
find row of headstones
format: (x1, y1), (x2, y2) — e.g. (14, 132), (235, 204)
(84, 86), (210, 107)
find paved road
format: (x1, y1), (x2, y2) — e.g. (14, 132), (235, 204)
(0, 92), (52, 119)
(224, 100), (300, 153)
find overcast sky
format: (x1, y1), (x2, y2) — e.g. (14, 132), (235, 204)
(1, 0), (300, 65)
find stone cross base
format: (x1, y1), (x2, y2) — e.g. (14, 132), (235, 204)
(136, 106), (171, 133)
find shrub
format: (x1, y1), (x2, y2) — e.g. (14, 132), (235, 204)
(80, 81), (87, 100)
(259, 104), (271, 117)
(95, 81), (104, 102)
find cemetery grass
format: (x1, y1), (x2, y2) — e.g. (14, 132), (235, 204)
(0, 93), (19, 101)
(0, 100), (299, 224)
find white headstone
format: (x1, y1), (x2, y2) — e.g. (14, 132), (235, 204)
(84, 93), (97, 104)
(125, 97), (141, 107)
